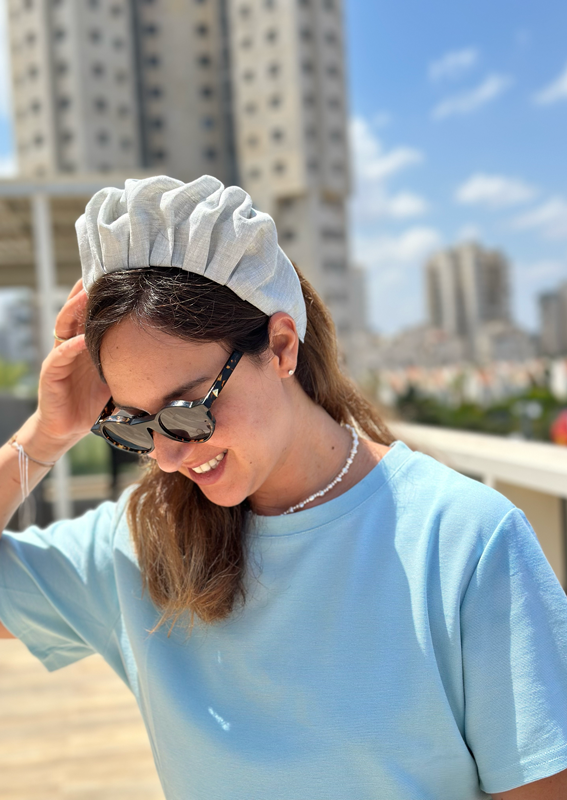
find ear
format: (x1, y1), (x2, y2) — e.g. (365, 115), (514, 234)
(267, 312), (299, 378)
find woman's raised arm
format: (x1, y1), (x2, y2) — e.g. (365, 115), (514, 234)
(0, 280), (110, 537)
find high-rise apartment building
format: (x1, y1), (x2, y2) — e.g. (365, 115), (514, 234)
(426, 242), (510, 346)
(539, 283), (567, 357)
(7, 0), (352, 336)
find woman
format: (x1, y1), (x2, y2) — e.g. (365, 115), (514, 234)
(0, 175), (566, 800)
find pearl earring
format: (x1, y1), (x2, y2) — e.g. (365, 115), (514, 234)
(288, 369), (294, 376)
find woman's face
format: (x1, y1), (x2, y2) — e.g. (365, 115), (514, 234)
(99, 316), (298, 508)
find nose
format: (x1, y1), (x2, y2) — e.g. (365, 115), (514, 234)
(147, 431), (201, 473)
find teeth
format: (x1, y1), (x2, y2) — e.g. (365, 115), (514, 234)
(192, 451), (227, 474)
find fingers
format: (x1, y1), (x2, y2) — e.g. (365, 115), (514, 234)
(53, 282), (88, 347)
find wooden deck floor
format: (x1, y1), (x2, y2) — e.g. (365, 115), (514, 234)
(0, 639), (165, 800)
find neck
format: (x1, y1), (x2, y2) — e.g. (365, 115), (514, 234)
(248, 404), (357, 517)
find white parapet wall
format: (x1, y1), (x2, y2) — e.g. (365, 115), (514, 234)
(390, 422), (567, 589)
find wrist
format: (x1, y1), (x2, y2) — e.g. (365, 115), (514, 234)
(13, 413), (80, 464)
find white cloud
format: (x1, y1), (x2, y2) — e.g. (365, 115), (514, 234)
(0, 153), (16, 177)
(355, 227), (442, 268)
(512, 197), (567, 240)
(519, 260), (567, 283)
(455, 173), (537, 208)
(533, 63), (567, 105)
(372, 111), (392, 129)
(432, 74), (513, 120)
(457, 223), (482, 242)
(429, 48), (478, 82)
(349, 117), (428, 223)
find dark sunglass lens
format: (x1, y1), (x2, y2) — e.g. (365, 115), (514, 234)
(159, 407), (213, 441)
(102, 422), (153, 452)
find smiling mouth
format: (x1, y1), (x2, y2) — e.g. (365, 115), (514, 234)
(190, 451), (227, 474)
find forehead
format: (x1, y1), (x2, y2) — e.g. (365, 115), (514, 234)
(99, 318), (228, 409)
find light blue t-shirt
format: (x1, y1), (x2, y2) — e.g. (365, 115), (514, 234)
(1, 440), (567, 799)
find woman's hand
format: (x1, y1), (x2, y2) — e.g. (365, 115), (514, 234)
(32, 278), (110, 449)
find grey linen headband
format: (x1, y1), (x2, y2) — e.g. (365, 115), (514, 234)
(75, 174), (307, 340)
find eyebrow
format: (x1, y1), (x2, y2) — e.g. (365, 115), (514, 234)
(113, 375), (213, 413)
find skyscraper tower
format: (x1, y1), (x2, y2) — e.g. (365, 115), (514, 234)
(7, 0), (352, 338)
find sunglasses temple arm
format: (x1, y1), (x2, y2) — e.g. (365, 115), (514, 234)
(202, 351), (243, 409)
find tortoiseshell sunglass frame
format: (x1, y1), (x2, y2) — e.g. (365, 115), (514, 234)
(91, 350), (243, 453)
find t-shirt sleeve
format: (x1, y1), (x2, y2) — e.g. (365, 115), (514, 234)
(0, 499), (123, 673)
(461, 507), (567, 794)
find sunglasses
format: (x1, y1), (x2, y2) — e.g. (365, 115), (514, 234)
(91, 350), (243, 454)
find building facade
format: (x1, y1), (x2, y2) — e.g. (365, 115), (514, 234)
(7, 0), (352, 338)
(539, 284), (567, 357)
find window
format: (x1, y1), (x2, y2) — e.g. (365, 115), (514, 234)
(152, 149), (166, 160)
(33, 133), (44, 146)
(200, 85), (213, 98)
(61, 130), (73, 143)
(30, 99), (41, 113)
(203, 147), (217, 160)
(150, 117), (164, 129)
(94, 97), (107, 112)
(321, 227), (344, 240)
(61, 162), (76, 173)
(265, 0), (275, 7)
(113, 37), (125, 48)
(97, 130), (109, 144)
(58, 95), (70, 109)
(110, 4), (123, 15)
(197, 54), (211, 67)
(23, 0), (34, 8)
(308, 158), (318, 172)
(281, 229), (295, 242)
(239, 37), (252, 49)
(201, 116), (215, 129)
(326, 64), (339, 77)
(146, 55), (160, 67)
(246, 134), (259, 147)
(273, 160), (286, 174)
(89, 29), (101, 43)
(298, 0), (310, 6)
(118, 104), (130, 116)
(88, 0), (100, 8)
(269, 94), (281, 107)
(195, 23), (208, 36)
(271, 128), (283, 141)
(300, 28), (312, 41)
(328, 96), (340, 109)
(92, 62), (104, 76)
(323, 259), (346, 274)
(144, 24), (158, 35)
(325, 31), (338, 45)
(115, 69), (128, 83)
(248, 167), (261, 180)
(99, 163), (112, 172)
(304, 93), (316, 106)
(329, 129), (342, 142)
(305, 126), (317, 138)
(332, 162), (344, 174)
(323, 0), (335, 8)
(265, 28), (277, 42)
(244, 101), (257, 114)
(302, 61), (314, 73)
(148, 86), (163, 98)
(268, 63), (280, 77)
(243, 70), (255, 82)
(120, 137), (133, 149)
(239, 5), (251, 17)
(53, 28), (66, 41)
(25, 31), (36, 45)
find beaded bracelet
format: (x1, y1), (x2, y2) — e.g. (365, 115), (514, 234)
(8, 435), (57, 504)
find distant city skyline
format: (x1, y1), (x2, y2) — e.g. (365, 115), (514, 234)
(0, 0), (566, 335)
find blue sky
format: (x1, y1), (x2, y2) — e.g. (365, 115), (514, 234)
(346, 0), (567, 333)
(0, 1), (566, 335)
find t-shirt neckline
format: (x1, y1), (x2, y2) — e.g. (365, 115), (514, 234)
(249, 440), (413, 537)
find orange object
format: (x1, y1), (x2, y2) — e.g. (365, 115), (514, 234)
(550, 410), (567, 446)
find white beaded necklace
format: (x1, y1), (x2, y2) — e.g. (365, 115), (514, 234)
(281, 424), (359, 515)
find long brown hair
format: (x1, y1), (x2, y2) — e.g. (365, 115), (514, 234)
(85, 266), (393, 633)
